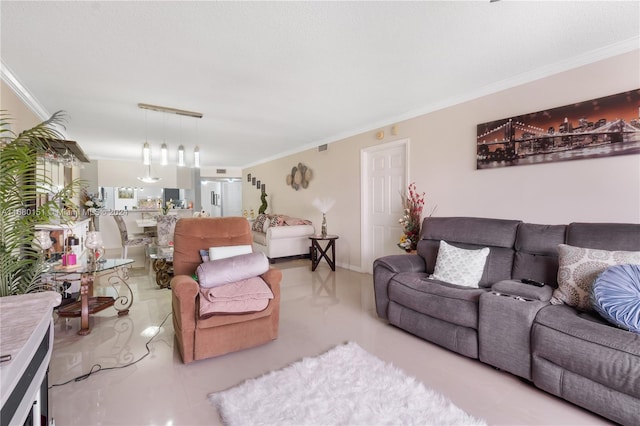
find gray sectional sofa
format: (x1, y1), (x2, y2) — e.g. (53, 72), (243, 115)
(373, 216), (640, 425)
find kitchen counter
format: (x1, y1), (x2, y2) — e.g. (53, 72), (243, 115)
(0, 291), (61, 425)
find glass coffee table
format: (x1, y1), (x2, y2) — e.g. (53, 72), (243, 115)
(48, 258), (134, 335)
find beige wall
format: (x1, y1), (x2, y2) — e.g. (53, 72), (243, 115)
(243, 50), (640, 272)
(1, 80), (42, 132)
(96, 159), (179, 188)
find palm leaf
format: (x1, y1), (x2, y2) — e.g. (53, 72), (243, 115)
(1, 110), (81, 296)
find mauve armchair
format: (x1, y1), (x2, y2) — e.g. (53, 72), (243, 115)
(171, 217), (281, 363)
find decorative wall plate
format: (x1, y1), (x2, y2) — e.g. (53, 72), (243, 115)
(286, 162), (312, 190)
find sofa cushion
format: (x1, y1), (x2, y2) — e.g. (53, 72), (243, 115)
(269, 214), (286, 227)
(512, 223), (566, 286)
(429, 240), (489, 287)
(551, 244), (640, 311)
(567, 222), (640, 252)
(209, 244), (252, 260)
(197, 252), (269, 288)
(532, 304), (640, 399)
(388, 272), (489, 329)
(252, 214), (269, 232)
(593, 264), (640, 333)
(417, 217), (520, 287)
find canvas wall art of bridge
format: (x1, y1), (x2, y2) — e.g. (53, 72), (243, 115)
(476, 89), (640, 169)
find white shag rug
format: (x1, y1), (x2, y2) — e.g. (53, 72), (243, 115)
(209, 342), (486, 426)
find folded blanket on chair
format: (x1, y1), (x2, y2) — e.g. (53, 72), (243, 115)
(199, 276), (274, 318)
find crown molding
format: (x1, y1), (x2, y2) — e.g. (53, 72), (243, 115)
(1, 60), (51, 121)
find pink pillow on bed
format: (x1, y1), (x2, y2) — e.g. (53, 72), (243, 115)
(284, 216), (312, 226)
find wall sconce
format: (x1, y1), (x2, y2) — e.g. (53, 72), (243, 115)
(177, 145), (185, 167)
(161, 143), (168, 166)
(142, 142), (151, 165)
(194, 146), (200, 168)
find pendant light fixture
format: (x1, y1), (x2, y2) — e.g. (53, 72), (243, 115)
(193, 120), (200, 168)
(138, 102), (203, 168)
(177, 145), (185, 167)
(138, 164), (161, 183)
(137, 110), (161, 183)
(161, 143), (168, 166)
(142, 111), (151, 165)
(142, 142), (151, 165)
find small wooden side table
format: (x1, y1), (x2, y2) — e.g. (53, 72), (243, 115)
(309, 235), (339, 271)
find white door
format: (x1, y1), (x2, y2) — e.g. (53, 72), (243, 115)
(221, 181), (243, 217)
(201, 181), (222, 217)
(361, 140), (407, 274)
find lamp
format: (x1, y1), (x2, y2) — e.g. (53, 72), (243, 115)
(85, 231), (103, 250)
(142, 142), (151, 165)
(177, 145), (185, 167)
(138, 102), (203, 168)
(85, 230), (104, 270)
(33, 230), (52, 251)
(138, 164), (161, 183)
(161, 143), (168, 166)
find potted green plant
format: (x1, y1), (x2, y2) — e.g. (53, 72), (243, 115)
(0, 111), (82, 296)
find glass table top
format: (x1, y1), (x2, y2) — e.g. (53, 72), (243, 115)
(47, 258), (134, 274)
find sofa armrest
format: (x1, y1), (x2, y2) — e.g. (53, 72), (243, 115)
(171, 274), (200, 333)
(373, 254), (426, 320)
(374, 254), (426, 274)
(267, 224), (315, 240)
(492, 279), (554, 301)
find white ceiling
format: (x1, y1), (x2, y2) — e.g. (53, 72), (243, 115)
(1, 1), (638, 169)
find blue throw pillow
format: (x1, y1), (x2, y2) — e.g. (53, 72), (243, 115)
(592, 264), (640, 333)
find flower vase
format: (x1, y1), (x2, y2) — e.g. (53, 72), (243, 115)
(321, 213), (327, 237)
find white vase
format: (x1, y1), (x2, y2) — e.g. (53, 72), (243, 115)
(321, 213), (327, 237)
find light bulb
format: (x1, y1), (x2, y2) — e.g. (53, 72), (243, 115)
(194, 146), (200, 168)
(177, 145), (185, 167)
(161, 143), (168, 166)
(143, 142), (150, 165)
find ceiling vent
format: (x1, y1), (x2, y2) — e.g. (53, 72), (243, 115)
(216, 169), (227, 174)
(318, 144), (328, 152)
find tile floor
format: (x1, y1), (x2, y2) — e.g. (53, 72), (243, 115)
(48, 254), (611, 425)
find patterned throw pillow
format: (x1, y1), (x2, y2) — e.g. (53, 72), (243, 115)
(252, 214), (268, 232)
(429, 240), (490, 288)
(551, 244), (640, 311)
(592, 264), (640, 333)
(269, 215), (286, 227)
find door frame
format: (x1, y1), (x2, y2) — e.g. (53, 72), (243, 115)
(360, 138), (409, 274)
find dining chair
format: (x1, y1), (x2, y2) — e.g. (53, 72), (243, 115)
(112, 215), (154, 258)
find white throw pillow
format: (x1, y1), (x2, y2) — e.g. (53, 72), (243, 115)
(209, 244), (253, 261)
(429, 240), (490, 288)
